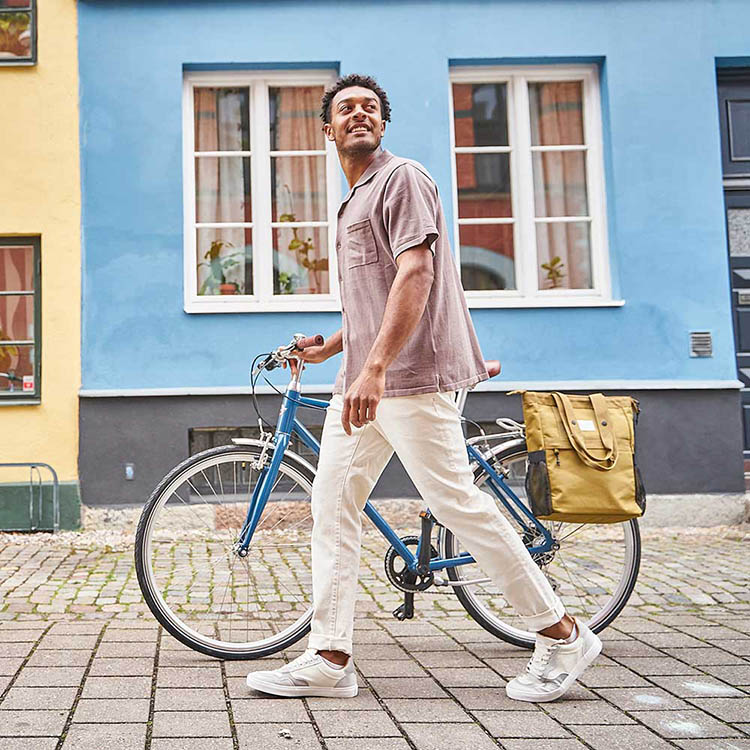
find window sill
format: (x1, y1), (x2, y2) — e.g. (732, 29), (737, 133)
(0, 398), (40, 406)
(466, 296), (625, 309)
(185, 296), (342, 313)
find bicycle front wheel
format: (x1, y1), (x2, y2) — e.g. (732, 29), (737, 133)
(135, 444), (316, 659)
(441, 442), (641, 649)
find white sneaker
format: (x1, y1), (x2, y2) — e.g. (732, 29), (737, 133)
(505, 620), (602, 702)
(246, 649), (358, 698)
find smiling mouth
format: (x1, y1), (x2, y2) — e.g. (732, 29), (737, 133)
(349, 126), (371, 134)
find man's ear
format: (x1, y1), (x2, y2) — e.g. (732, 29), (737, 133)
(323, 123), (335, 142)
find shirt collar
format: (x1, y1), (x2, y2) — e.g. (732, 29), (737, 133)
(338, 148), (394, 213)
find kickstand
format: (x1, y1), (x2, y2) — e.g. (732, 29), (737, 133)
(392, 591), (414, 621)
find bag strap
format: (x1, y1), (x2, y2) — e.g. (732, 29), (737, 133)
(551, 392), (618, 471)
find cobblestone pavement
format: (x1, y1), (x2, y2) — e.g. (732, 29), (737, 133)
(0, 512), (748, 750)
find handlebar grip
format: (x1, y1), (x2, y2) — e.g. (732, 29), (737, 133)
(296, 334), (325, 350)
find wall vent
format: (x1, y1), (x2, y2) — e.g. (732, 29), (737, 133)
(690, 331), (713, 358)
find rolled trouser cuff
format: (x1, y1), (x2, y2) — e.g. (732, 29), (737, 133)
(523, 597), (567, 632)
(307, 634), (353, 657)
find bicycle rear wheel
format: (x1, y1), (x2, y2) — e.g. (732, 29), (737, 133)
(440, 441), (640, 649)
(135, 443), (315, 659)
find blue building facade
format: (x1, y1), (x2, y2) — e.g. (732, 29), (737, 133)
(77, 0), (750, 504)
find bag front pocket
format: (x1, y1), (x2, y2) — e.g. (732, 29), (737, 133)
(525, 450), (552, 518)
(346, 218), (379, 269)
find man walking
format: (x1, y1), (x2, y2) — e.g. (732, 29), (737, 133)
(246, 74), (601, 703)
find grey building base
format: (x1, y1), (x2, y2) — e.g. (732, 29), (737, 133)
(79, 388), (745, 510)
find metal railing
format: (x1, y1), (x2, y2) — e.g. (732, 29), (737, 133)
(0, 463), (59, 532)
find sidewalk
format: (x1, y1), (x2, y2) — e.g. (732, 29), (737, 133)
(0, 509), (748, 750)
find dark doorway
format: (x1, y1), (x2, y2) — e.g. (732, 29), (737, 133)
(718, 69), (750, 479)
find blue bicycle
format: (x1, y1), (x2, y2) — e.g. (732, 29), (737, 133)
(135, 334), (640, 660)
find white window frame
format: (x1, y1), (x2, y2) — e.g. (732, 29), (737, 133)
(183, 69), (341, 313)
(449, 64), (619, 308)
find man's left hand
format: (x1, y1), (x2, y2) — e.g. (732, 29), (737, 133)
(342, 366), (386, 435)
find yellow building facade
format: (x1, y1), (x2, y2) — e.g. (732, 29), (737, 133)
(0, 0), (81, 529)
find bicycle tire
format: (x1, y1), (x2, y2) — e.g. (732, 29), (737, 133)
(441, 441), (641, 649)
(135, 443), (316, 660)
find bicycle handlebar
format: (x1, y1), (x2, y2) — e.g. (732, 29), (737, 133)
(295, 334), (324, 350)
(252, 333), (326, 376)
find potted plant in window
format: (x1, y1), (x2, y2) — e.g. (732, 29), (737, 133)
(279, 209), (328, 294)
(198, 240), (245, 295)
(541, 256), (566, 289)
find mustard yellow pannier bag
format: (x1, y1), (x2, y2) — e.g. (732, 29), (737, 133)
(517, 391), (646, 524)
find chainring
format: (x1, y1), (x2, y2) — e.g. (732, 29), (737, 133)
(384, 535), (438, 592)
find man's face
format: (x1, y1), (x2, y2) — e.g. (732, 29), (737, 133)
(324, 86), (386, 155)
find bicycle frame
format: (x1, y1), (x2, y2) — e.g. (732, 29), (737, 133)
(237, 371), (554, 572)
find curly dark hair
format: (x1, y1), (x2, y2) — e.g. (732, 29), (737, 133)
(320, 74), (392, 125)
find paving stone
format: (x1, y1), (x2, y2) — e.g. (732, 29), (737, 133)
(38, 635), (99, 650)
(324, 741), (410, 750)
(639, 633), (710, 649)
(649, 676), (746, 698)
(390, 636), (463, 652)
(155, 688), (227, 711)
(579, 666), (651, 688)
(382, 698), (473, 722)
(226, 659), (284, 677)
(0, 740), (58, 750)
(672, 741), (750, 749)
(0, 643), (32, 657)
(544, 700), (636, 724)
(73, 698), (150, 722)
(14, 666), (87, 687)
(499, 741), (587, 750)
(572, 725), (675, 749)
(602, 642), (664, 658)
(100, 629), (158, 642)
(152, 710), (231, 737)
(357, 659), (427, 678)
(313, 709), (400, 737)
(0, 629), (45, 641)
(62, 723), (147, 749)
(81, 676), (152, 699)
(403, 722), (501, 750)
(1, 686), (77, 709)
(0, 657), (23, 675)
(95, 641), (156, 658)
(719, 641), (750, 657)
(26, 649), (92, 667)
(475, 709), (571, 738)
(427, 667), (505, 687)
(88, 658), (153, 676)
(306, 689), (381, 710)
(48, 623), (103, 635)
(157, 666), (223, 687)
(234, 722), (322, 749)
(702, 664), (750, 684)
(157, 650), (217, 667)
(152, 741), (234, 750)
(614, 657), (701, 676)
(449, 686), (540, 710)
(663, 647), (748, 666)
(410, 650), (485, 669)
(0, 709), (68, 736)
(597, 687), (691, 711)
(633, 708), (743, 738)
(231, 697), (309, 722)
(366, 677), (448, 699)
(352, 645), (411, 660)
(684, 697), (750, 722)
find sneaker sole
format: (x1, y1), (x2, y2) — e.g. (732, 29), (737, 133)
(505, 633), (603, 703)
(246, 674), (359, 698)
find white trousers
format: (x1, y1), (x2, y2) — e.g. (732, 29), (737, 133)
(307, 391), (566, 656)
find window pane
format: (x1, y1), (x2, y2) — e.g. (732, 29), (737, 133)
(459, 224), (515, 291)
(272, 155), (326, 222)
(532, 150), (588, 217)
(453, 83), (508, 147)
(0, 244), (34, 291)
(195, 157), (252, 223)
(457, 153), (512, 219)
(197, 228), (252, 295)
(0, 10), (31, 60)
(0, 1), (32, 8)
(728, 100), (750, 160)
(273, 227), (329, 295)
(0, 294), (33, 341)
(0, 343), (33, 393)
(194, 87), (250, 152)
(536, 221), (592, 290)
(269, 86), (325, 151)
(529, 81), (584, 146)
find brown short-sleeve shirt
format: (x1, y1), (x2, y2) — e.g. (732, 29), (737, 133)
(333, 149), (488, 398)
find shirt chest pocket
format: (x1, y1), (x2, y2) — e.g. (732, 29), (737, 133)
(345, 218), (379, 269)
